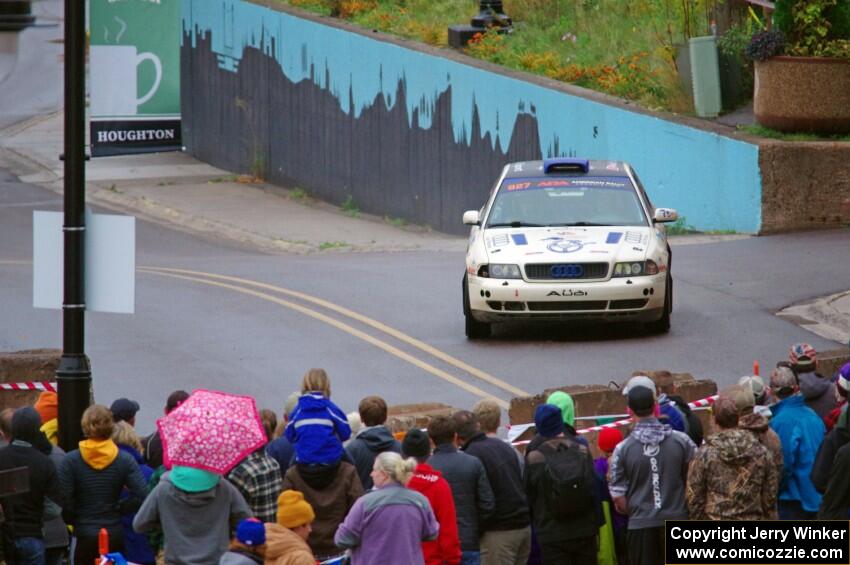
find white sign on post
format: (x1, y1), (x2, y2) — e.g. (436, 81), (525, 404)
(33, 211), (136, 314)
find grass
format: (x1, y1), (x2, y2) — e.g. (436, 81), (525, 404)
(319, 240), (350, 250)
(274, 0), (714, 112)
(666, 216), (739, 236)
(738, 124), (850, 142)
(208, 175), (239, 184)
(384, 215), (407, 227)
(666, 216), (697, 235)
(290, 187), (308, 201)
(341, 194), (360, 217)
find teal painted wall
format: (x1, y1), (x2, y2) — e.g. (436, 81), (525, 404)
(182, 0), (762, 233)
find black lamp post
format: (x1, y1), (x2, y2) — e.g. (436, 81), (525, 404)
(470, 0), (512, 29)
(448, 0), (512, 49)
(56, 0), (91, 452)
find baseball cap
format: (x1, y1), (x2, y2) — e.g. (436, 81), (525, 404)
(627, 386), (655, 414)
(770, 366), (797, 391)
(720, 384), (755, 414)
(110, 398), (140, 423)
(789, 343), (817, 371)
(622, 375), (656, 397)
(737, 375), (766, 403)
(236, 518), (266, 546)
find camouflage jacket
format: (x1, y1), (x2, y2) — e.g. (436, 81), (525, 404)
(739, 411), (784, 480)
(687, 428), (779, 520)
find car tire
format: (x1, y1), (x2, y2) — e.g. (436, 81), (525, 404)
(646, 275), (672, 334)
(463, 274), (491, 339)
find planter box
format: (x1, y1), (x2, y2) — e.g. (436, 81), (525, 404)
(754, 56), (850, 134)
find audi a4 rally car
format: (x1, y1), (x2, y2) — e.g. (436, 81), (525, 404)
(462, 158), (678, 339)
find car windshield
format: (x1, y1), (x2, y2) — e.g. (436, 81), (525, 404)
(486, 176), (648, 228)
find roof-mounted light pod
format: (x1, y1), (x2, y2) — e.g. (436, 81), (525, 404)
(543, 158), (590, 174)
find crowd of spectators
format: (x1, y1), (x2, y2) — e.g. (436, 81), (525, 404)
(0, 344), (849, 565)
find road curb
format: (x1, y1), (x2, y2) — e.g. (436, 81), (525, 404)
(777, 291), (850, 344)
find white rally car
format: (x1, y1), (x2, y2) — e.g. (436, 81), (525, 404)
(462, 158), (678, 338)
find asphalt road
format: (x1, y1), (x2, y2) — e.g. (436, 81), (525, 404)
(2, 171), (850, 433)
(0, 1), (63, 129)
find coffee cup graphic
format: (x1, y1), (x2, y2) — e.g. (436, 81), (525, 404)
(91, 45), (162, 116)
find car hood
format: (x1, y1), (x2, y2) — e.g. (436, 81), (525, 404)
(481, 226), (654, 264)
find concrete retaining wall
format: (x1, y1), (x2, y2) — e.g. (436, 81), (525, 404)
(0, 349), (60, 411)
(181, 0), (763, 234)
(760, 142), (850, 233)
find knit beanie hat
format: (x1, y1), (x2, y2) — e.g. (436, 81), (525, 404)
(597, 427), (623, 453)
(170, 466), (220, 492)
(277, 490), (315, 529)
(546, 391), (575, 427)
(401, 428), (431, 459)
(236, 518), (266, 546)
(34, 392), (58, 423)
(534, 404), (564, 438)
(835, 362), (850, 395)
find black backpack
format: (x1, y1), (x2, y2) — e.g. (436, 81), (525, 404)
(537, 438), (595, 519)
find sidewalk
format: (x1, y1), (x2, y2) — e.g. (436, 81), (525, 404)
(0, 111), (466, 254)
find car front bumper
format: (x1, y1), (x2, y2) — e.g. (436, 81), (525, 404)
(468, 273), (667, 323)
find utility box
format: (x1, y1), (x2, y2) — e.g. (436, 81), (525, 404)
(448, 24), (483, 48)
(688, 35), (722, 118)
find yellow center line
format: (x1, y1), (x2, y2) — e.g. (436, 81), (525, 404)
(140, 269), (510, 409)
(140, 265), (530, 397)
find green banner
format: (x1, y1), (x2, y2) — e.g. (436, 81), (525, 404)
(90, 0), (181, 156)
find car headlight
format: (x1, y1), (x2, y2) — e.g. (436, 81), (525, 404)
(613, 260), (658, 277)
(478, 264), (522, 279)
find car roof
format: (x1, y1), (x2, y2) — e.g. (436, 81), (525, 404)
(502, 159), (632, 180)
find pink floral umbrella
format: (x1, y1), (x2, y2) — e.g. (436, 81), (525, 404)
(157, 389), (266, 475)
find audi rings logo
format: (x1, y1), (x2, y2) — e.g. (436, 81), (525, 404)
(550, 264), (584, 279)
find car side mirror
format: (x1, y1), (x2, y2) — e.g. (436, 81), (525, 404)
(463, 210), (480, 226)
(653, 208), (678, 223)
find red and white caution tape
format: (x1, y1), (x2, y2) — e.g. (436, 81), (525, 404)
(508, 393), (719, 446)
(0, 382), (56, 392)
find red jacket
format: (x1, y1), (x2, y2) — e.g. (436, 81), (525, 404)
(407, 462), (461, 565)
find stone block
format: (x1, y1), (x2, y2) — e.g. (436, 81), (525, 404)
(508, 372), (719, 457)
(0, 349), (61, 411)
(815, 347), (850, 378)
(388, 402), (455, 431)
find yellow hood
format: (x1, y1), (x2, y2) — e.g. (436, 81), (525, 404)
(79, 438), (119, 470)
(40, 419), (59, 446)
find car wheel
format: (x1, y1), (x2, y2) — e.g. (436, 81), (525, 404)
(646, 275), (671, 334)
(463, 274), (491, 339)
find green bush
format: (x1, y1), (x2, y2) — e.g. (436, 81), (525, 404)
(773, 0), (850, 56)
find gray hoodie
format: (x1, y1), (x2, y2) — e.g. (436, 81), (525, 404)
(798, 371), (838, 420)
(609, 418), (696, 529)
(133, 472), (251, 565)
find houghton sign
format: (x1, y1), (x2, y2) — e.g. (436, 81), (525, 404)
(89, 0), (181, 156)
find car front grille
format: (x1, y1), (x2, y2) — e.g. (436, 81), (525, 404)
(526, 300), (609, 312)
(609, 299), (649, 310)
(524, 262), (609, 280)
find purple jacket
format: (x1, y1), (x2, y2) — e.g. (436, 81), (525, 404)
(335, 483), (439, 565)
